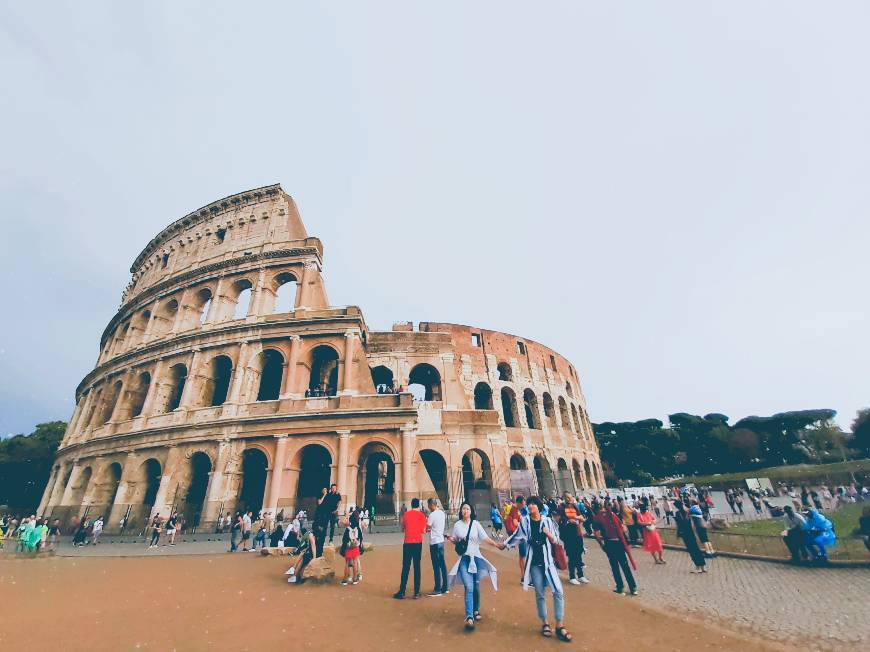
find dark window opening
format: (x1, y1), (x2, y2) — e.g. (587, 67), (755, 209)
(517, 341), (525, 355)
(471, 333), (481, 347)
(216, 228), (226, 243)
(162, 253), (170, 268)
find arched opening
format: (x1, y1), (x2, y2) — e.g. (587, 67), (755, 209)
(523, 389), (540, 429)
(510, 454), (527, 470)
(500, 387), (519, 427)
(557, 396), (570, 431)
(231, 279), (253, 320)
(151, 298), (178, 339)
(130, 458), (162, 525)
(370, 365), (395, 394)
(566, 381), (574, 398)
(569, 404), (580, 434)
(256, 349), (284, 401)
(572, 459), (585, 491)
(473, 382), (493, 410)
(555, 458), (573, 495)
(543, 393), (556, 428)
(128, 309), (150, 347)
(100, 462), (123, 513)
(129, 372), (151, 417)
(497, 362), (512, 382)
(180, 452), (212, 528)
(295, 444), (333, 516)
(165, 363), (188, 412)
(308, 345), (339, 397)
(98, 380), (124, 425)
(237, 448), (268, 516)
(68, 466), (92, 510)
(195, 288), (213, 326)
(358, 442), (396, 516)
(408, 363), (442, 402)
(206, 355), (234, 406)
(273, 272), (298, 313)
(419, 449), (449, 508)
(533, 455), (556, 498)
(584, 460), (594, 489)
(462, 449), (493, 515)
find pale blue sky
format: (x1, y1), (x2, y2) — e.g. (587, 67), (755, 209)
(1, 2), (868, 437)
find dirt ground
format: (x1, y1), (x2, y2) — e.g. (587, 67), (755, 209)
(0, 546), (778, 652)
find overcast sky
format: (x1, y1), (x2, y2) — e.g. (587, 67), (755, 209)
(1, 2), (868, 437)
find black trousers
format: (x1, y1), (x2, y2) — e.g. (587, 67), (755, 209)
(328, 513), (338, 540)
(567, 539), (585, 579)
(603, 539), (636, 591)
(398, 542), (422, 595)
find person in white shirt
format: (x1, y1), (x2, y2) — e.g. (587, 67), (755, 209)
(241, 511), (253, 551)
(91, 517), (104, 545)
(425, 498), (448, 596)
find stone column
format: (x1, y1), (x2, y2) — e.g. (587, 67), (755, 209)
(170, 288), (191, 334)
(142, 299), (160, 342)
(226, 342), (250, 404)
(59, 462), (84, 507)
(140, 358), (165, 417)
(250, 267), (268, 317)
(108, 370), (133, 423)
(150, 446), (181, 520)
(75, 388), (97, 437)
(179, 349), (203, 409)
(341, 331), (357, 395)
(37, 465), (60, 516)
(265, 435), (289, 514)
(204, 277), (224, 324)
(44, 462), (70, 514)
(66, 396), (87, 439)
(282, 335), (301, 397)
(107, 451), (139, 531)
(201, 440), (232, 527)
(295, 261), (317, 310)
(336, 430), (351, 505)
(401, 425), (416, 503)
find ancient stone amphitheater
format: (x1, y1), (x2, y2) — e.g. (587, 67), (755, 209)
(39, 185), (604, 532)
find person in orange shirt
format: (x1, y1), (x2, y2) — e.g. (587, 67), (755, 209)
(394, 497), (428, 599)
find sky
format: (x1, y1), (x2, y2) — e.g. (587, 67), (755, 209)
(1, 2), (868, 437)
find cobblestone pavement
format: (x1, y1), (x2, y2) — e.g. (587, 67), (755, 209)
(10, 533), (868, 649)
(576, 542), (870, 650)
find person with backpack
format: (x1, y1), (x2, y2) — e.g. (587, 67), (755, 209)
(506, 495), (528, 579)
(446, 501), (505, 631)
(489, 503), (504, 539)
(339, 509), (364, 585)
(505, 496), (572, 642)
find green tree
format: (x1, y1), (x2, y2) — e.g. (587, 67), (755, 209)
(851, 408), (870, 457)
(0, 421), (66, 511)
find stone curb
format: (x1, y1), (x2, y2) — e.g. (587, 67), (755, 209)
(661, 543), (870, 568)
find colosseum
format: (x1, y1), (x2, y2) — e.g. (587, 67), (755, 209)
(38, 184), (605, 532)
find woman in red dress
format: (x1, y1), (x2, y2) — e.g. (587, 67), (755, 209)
(636, 503), (665, 564)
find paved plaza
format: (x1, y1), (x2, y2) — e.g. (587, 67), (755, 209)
(29, 532), (870, 650)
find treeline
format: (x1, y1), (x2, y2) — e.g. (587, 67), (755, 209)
(593, 408), (870, 485)
(0, 421), (66, 511)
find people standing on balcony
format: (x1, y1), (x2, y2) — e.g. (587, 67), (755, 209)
(393, 498), (426, 600)
(426, 498), (448, 597)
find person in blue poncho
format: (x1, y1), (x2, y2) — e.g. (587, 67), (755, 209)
(803, 509), (836, 562)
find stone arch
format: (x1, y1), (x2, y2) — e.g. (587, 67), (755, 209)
(473, 382), (493, 410)
(91, 462), (123, 517)
(572, 458), (585, 490)
(500, 387), (519, 427)
(462, 449), (493, 515)
(128, 308), (151, 347)
(307, 344), (339, 396)
(151, 297), (178, 339)
(205, 355), (234, 406)
(419, 449), (449, 508)
(584, 459), (593, 489)
(237, 448), (269, 516)
(509, 453), (527, 470)
(231, 278), (254, 320)
(255, 349), (284, 401)
(370, 365), (395, 393)
(523, 389), (540, 429)
(496, 362), (512, 382)
(164, 363), (188, 412)
(272, 271), (299, 313)
(533, 455), (556, 498)
(408, 363), (442, 402)
(194, 287), (213, 327)
(570, 404), (580, 434)
(97, 379), (124, 426)
(179, 452), (212, 527)
(68, 466), (92, 510)
(542, 392), (556, 428)
(129, 371), (151, 418)
(358, 441), (396, 516)
(129, 458), (162, 524)
(566, 381), (574, 398)
(557, 396), (570, 430)
(555, 457), (572, 495)
(294, 444), (333, 516)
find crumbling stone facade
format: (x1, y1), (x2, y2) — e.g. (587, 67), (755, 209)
(39, 184), (605, 532)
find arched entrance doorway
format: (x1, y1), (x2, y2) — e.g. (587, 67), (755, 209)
(555, 458), (573, 495)
(408, 363), (442, 401)
(295, 444), (332, 517)
(92, 462), (122, 519)
(129, 458), (161, 528)
(237, 448), (268, 516)
(584, 460), (593, 489)
(572, 459), (585, 492)
(67, 466), (92, 513)
(473, 382), (493, 410)
(462, 449), (493, 516)
(180, 452), (212, 528)
(534, 455), (556, 498)
(501, 387), (519, 427)
(419, 449), (449, 508)
(357, 442), (396, 516)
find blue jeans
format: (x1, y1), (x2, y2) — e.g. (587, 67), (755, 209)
(529, 565), (564, 623)
(430, 543), (448, 593)
(456, 556), (481, 620)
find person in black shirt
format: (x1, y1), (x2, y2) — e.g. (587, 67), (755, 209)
(317, 484), (341, 544)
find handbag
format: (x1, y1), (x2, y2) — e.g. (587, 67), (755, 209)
(455, 518), (474, 556)
(549, 521), (568, 571)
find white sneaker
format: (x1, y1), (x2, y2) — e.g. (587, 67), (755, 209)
(569, 578), (581, 585)
(288, 576), (297, 583)
(578, 577), (589, 584)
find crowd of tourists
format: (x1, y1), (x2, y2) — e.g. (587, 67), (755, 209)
(0, 514), (61, 552)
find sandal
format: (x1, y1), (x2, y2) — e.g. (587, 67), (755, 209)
(474, 611), (482, 622)
(465, 618), (475, 631)
(555, 627), (573, 643)
(541, 623), (552, 638)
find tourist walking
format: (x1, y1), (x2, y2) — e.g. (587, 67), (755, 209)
(241, 511), (253, 551)
(394, 497), (427, 599)
(558, 494), (588, 584)
(506, 497), (572, 642)
(148, 516), (162, 548)
(229, 511), (242, 552)
(490, 503), (504, 538)
(674, 501), (707, 573)
(339, 510), (364, 585)
(91, 516), (104, 545)
(636, 504), (664, 564)
(506, 495), (529, 579)
(447, 501), (504, 631)
(592, 501), (638, 595)
(689, 500), (714, 556)
(165, 513), (178, 546)
(426, 498), (448, 596)
(47, 519), (60, 550)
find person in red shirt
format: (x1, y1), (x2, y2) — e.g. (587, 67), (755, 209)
(394, 497), (428, 599)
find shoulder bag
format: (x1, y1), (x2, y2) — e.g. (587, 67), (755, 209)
(454, 518), (474, 556)
(549, 519), (569, 570)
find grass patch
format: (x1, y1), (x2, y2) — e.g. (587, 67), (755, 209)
(727, 503), (865, 538)
(661, 458), (869, 487)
